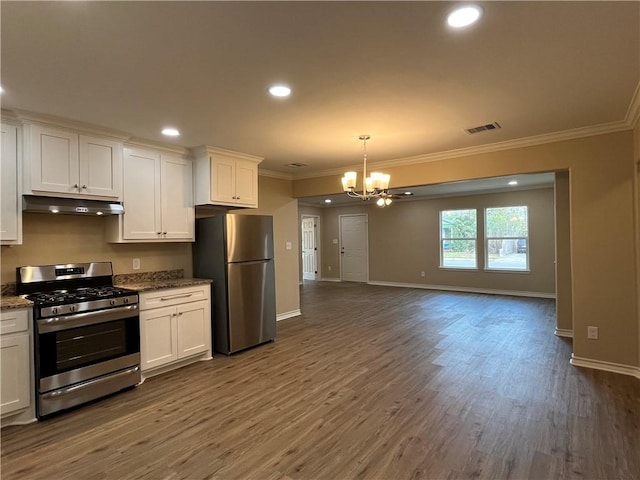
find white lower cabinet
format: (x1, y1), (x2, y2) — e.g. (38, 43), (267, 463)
(139, 285), (211, 375)
(1, 308), (35, 425)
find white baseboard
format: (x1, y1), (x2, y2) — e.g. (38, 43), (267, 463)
(570, 354), (640, 379)
(367, 280), (556, 299)
(320, 277), (341, 283)
(554, 328), (574, 338)
(277, 309), (301, 321)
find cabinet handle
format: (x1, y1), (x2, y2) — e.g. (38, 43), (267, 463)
(172, 313), (177, 317)
(73, 184), (79, 189)
(157, 232), (161, 235)
(178, 312), (183, 316)
(82, 185), (87, 189)
(160, 293), (193, 301)
(163, 232), (167, 235)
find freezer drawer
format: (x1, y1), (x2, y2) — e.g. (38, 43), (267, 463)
(225, 259), (276, 354)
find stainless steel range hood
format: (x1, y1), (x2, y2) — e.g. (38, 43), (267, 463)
(22, 195), (124, 216)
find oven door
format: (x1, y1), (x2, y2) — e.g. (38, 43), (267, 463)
(35, 304), (140, 416)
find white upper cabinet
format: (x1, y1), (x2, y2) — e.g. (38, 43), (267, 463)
(106, 145), (194, 243)
(193, 146), (262, 208)
(24, 124), (123, 200)
(1, 123), (22, 245)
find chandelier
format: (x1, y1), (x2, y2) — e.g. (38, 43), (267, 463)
(341, 135), (391, 205)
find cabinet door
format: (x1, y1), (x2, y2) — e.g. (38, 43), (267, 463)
(160, 155), (194, 240)
(140, 306), (177, 371)
(176, 300), (209, 358)
(0, 333), (30, 415)
(123, 147), (162, 240)
(210, 156), (236, 204)
(1, 124), (20, 243)
(79, 135), (123, 199)
(234, 159), (258, 207)
(29, 125), (80, 194)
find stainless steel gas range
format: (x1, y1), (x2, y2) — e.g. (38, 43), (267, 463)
(16, 262), (141, 418)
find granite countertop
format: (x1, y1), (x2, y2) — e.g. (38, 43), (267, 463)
(113, 269), (211, 292)
(114, 277), (212, 292)
(0, 295), (33, 311)
(0, 270), (211, 310)
(0, 284), (32, 311)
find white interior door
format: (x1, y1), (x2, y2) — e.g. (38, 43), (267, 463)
(301, 216), (318, 280)
(340, 214), (368, 282)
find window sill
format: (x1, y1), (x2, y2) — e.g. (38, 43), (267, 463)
(439, 267), (479, 272)
(484, 268), (531, 274)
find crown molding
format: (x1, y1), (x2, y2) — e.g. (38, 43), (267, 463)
(190, 144), (263, 163)
(625, 80), (640, 128)
(258, 169), (293, 180)
(291, 119), (632, 180)
(9, 109), (131, 141)
(125, 137), (189, 156)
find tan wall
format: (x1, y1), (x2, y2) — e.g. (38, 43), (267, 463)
(235, 176), (300, 316)
(634, 117), (640, 368)
(318, 188), (556, 295)
(294, 131), (639, 368)
(554, 171), (573, 333)
(1, 213), (193, 283)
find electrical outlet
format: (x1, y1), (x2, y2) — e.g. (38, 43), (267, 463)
(328, 265), (332, 271)
(587, 326), (598, 339)
(132, 258), (140, 270)
(286, 241), (292, 250)
(420, 271), (426, 277)
(332, 239), (338, 244)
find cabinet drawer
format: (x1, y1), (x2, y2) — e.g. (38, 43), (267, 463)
(0, 309), (29, 335)
(139, 285), (210, 310)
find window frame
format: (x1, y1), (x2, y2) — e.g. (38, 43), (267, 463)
(439, 208), (478, 270)
(484, 205), (530, 272)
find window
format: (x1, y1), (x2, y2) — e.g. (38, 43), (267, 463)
(485, 206), (528, 270)
(440, 209), (477, 268)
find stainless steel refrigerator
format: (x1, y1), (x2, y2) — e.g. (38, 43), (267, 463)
(193, 214), (276, 354)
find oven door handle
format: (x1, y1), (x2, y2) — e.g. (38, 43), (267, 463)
(37, 304), (139, 333)
(40, 366), (140, 399)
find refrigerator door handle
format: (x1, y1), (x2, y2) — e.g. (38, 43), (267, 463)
(229, 259), (271, 266)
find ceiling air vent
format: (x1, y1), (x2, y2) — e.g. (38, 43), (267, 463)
(464, 122), (501, 134)
(285, 163), (308, 168)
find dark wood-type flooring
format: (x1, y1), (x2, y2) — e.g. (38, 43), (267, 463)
(1, 282), (639, 479)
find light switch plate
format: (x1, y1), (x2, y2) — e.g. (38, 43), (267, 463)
(133, 258), (140, 270)
(286, 241), (292, 250)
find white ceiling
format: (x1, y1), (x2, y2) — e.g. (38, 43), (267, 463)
(1, 1), (639, 179)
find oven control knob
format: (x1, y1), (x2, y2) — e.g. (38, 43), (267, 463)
(123, 298), (129, 304)
(52, 307), (58, 315)
(69, 305), (75, 312)
(110, 299), (116, 306)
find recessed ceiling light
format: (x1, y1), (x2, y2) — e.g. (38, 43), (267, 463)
(161, 127), (180, 137)
(508, 180), (518, 186)
(404, 192), (414, 196)
(324, 199), (332, 204)
(447, 6), (482, 28)
(269, 85), (291, 97)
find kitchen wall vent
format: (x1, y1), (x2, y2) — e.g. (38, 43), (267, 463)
(285, 163), (308, 168)
(464, 122), (501, 134)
